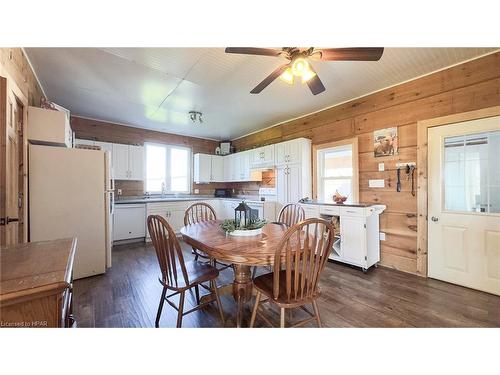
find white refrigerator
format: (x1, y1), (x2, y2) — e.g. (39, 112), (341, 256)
(29, 144), (113, 279)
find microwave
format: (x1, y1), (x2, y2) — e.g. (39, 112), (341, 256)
(214, 188), (232, 198)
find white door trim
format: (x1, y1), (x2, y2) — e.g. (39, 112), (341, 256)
(416, 105), (500, 277)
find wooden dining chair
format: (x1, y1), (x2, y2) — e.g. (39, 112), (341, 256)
(276, 203), (306, 227)
(249, 218), (334, 328)
(252, 203), (306, 278)
(147, 214), (225, 328)
(183, 202), (231, 271)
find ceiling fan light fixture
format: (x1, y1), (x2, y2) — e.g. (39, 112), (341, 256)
(301, 68), (316, 83)
(279, 67), (294, 84)
(291, 57), (309, 77)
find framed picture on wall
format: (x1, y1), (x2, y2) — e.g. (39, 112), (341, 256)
(374, 127), (398, 157)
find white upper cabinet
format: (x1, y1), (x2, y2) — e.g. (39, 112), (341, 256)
(129, 146), (144, 180)
(28, 106), (73, 147)
(113, 144), (130, 180)
(75, 138), (96, 147)
(251, 144), (274, 168)
(113, 144), (144, 180)
(274, 138), (312, 212)
(194, 153), (212, 183)
(275, 138), (308, 166)
(239, 150), (251, 181)
(211, 155), (224, 182)
(223, 153), (233, 182)
(194, 154), (224, 183)
(76, 139), (114, 167)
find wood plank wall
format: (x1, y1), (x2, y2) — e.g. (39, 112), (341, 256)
(0, 48), (45, 106)
(232, 51), (500, 275)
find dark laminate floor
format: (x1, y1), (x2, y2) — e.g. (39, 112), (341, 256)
(73, 241), (500, 328)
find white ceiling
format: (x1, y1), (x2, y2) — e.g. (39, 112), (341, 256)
(26, 47), (497, 140)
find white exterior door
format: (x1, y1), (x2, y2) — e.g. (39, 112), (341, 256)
(428, 116), (500, 295)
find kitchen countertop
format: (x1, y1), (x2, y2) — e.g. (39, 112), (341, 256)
(114, 195), (268, 205)
(299, 199), (377, 208)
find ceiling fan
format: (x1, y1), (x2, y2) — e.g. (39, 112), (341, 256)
(224, 47), (384, 95)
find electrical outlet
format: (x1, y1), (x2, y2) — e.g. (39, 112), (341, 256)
(117, 188), (122, 196)
(194, 189), (199, 194)
(379, 232), (386, 241)
(378, 163), (385, 171)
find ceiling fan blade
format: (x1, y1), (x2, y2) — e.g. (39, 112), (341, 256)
(317, 47), (384, 61)
(225, 47), (282, 57)
(250, 64), (289, 94)
(306, 64), (326, 95)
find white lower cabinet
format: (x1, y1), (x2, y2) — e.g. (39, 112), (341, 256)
(146, 201), (190, 239)
(299, 203), (386, 272)
(145, 200), (220, 240)
(340, 215), (367, 266)
(113, 204), (146, 241)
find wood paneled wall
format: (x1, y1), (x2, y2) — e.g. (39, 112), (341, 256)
(233, 51), (500, 275)
(0, 48), (44, 106)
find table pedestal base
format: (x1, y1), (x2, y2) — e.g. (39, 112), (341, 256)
(199, 264), (255, 327)
(232, 264), (253, 328)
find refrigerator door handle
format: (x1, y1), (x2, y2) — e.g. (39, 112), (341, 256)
(110, 191), (115, 215)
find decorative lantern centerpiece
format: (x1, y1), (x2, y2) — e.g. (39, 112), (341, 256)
(219, 200), (267, 237)
(234, 201), (251, 228)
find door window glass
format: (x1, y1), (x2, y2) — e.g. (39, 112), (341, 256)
(443, 130), (500, 213)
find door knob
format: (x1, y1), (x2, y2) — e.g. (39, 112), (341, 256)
(431, 216), (439, 222)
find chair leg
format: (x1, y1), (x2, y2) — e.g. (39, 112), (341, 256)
(155, 286), (167, 328)
(176, 291), (185, 328)
(194, 284), (200, 305)
(249, 291), (261, 327)
(312, 300), (322, 328)
(211, 279), (225, 326)
(280, 308), (286, 328)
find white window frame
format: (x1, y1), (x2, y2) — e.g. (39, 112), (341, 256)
(313, 138), (359, 203)
(145, 142), (192, 194)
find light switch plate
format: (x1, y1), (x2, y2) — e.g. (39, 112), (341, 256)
(378, 163), (385, 171)
(379, 232), (386, 241)
(369, 179), (385, 188)
(194, 188), (199, 194)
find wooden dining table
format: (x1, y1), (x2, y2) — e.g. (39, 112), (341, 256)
(180, 220), (288, 327)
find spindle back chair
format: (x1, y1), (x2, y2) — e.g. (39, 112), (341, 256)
(250, 218), (334, 328)
(147, 214), (225, 327)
